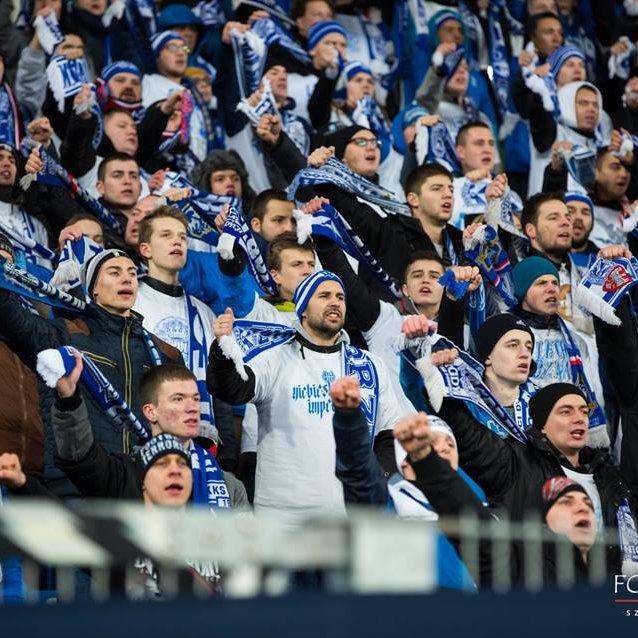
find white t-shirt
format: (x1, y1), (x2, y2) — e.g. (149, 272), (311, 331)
(247, 339), (402, 523)
(287, 73), (318, 122)
(561, 466), (603, 531)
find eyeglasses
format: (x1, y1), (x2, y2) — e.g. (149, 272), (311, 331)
(348, 137), (381, 149)
(165, 43), (191, 54)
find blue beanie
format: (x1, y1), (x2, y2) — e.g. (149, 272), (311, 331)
(344, 61), (372, 81)
(100, 61), (142, 83)
(157, 4), (202, 31)
(564, 191), (594, 213)
(151, 30), (185, 58)
(391, 103), (429, 154)
(547, 45), (586, 78)
(307, 21), (347, 51)
(293, 271), (347, 321)
(512, 257), (559, 303)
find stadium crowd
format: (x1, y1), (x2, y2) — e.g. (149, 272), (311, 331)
(1, 0), (638, 600)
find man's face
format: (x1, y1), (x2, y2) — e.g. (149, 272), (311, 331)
(108, 72), (142, 103)
(567, 201), (593, 248)
(72, 219), (104, 246)
(456, 126), (496, 173)
(431, 431), (459, 470)
(92, 256), (138, 314)
(251, 200), (295, 242)
(485, 329), (534, 387)
(104, 112), (138, 156)
(556, 0), (577, 13)
(271, 248), (316, 300)
(55, 34), (85, 60)
(126, 195), (157, 246)
(143, 454), (193, 507)
(157, 39), (189, 79)
(525, 199), (572, 255)
(140, 216), (187, 274)
(556, 56), (586, 87)
(595, 153), (630, 200)
(172, 25), (199, 52)
(545, 490), (597, 552)
(264, 65), (289, 103)
(408, 175), (454, 223)
(446, 59), (469, 95)
(542, 394), (590, 458)
(209, 169), (242, 197)
(75, 0), (106, 16)
(143, 378), (201, 441)
(347, 72), (375, 104)
(342, 130), (381, 178)
(302, 280), (346, 337)
(402, 259), (445, 309)
(0, 149), (17, 188)
(313, 33), (347, 61)
(97, 160), (141, 209)
(296, 1), (333, 37)
(522, 274), (560, 315)
(437, 18), (464, 45)
(574, 87), (599, 132)
(533, 17), (563, 57)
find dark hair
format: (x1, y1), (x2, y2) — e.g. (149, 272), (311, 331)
(526, 11), (562, 41)
(403, 250), (445, 283)
(521, 191), (565, 229)
(103, 107), (135, 123)
(97, 152), (138, 181)
(65, 213), (104, 231)
(140, 364), (196, 408)
(456, 120), (492, 146)
(405, 162), (453, 198)
(268, 232), (314, 271)
(138, 205), (188, 248)
(250, 189), (289, 222)
(290, 0), (334, 20)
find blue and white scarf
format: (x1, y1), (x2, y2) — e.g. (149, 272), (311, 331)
(33, 11), (64, 55)
(190, 441), (231, 509)
(0, 84), (21, 147)
(230, 26), (268, 99)
(414, 121), (462, 174)
(438, 269), (486, 339)
(238, 0), (294, 27)
(0, 220), (56, 265)
(236, 78), (279, 125)
(486, 0), (513, 122)
(251, 17), (310, 63)
(46, 56), (92, 112)
(50, 236), (103, 292)
(293, 204), (403, 299)
(352, 95), (390, 139)
(521, 42), (560, 119)
(194, 0), (226, 27)
(574, 256), (638, 326)
(217, 205), (278, 296)
(464, 224), (518, 307)
(609, 37), (636, 80)
(19, 143), (126, 236)
(617, 498), (638, 575)
(437, 45), (465, 79)
(36, 345), (152, 441)
(120, 0), (157, 74)
(219, 320), (380, 439)
(558, 144), (597, 189)
(398, 333), (530, 443)
(288, 157), (411, 217)
(186, 294), (216, 430)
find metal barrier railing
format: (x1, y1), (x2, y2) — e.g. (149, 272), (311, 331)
(0, 500), (620, 603)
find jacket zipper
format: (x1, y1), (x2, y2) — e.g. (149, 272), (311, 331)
(122, 318), (132, 454)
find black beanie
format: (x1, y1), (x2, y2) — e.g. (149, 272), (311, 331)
(529, 383), (588, 430)
(476, 313), (535, 364)
(316, 124), (367, 160)
(134, 433), (191, 490)
(541, 476), (589, 518)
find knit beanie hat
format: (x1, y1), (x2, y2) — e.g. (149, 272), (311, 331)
(307, 21), (347, 51)
(150, 31), (185, 58)
(100, 61), (142, 83)
(135, 433), (191, 490)
(529, 383), (587, 431)
(541, 476), (589, 518)
(547, 45), (586, 79)
(317, 124), (367, 160)
(512, 256), (559, 303)
(564, 191), (594, 214)
(476, 313), (535, 365)
(293, 270), (346, 321)
(82, 249), (132, 300)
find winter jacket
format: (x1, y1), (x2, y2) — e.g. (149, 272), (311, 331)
(53, 393), (249, 508)
(14, 46), (47, 120)
(0, 290), (181, 498)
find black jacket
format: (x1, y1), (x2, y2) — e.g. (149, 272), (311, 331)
(0, 290), (181, 497)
